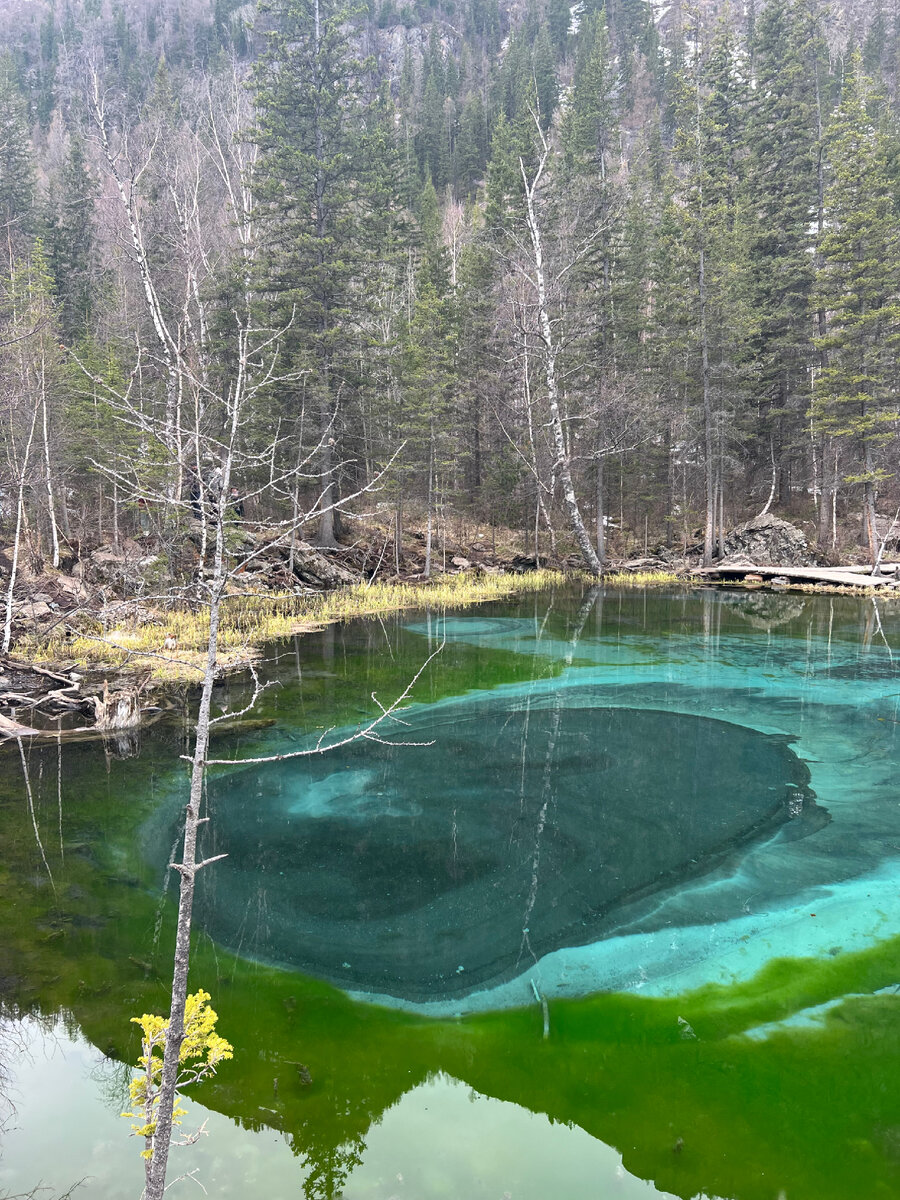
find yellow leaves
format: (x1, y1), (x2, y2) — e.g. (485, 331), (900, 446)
(123, 988), (233, 1160)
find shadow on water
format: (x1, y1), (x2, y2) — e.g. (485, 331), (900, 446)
(1, 584), (900, 1200)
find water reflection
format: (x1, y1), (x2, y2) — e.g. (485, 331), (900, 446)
(0, 1018), (688, 1200)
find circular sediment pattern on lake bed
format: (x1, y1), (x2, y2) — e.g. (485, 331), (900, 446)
(156, 700), (820, 1001)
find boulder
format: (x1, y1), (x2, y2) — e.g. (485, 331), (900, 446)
(510, 555), (538, 573)
(87, 542), (161, 590)
(262, 539), (361, 589)
(719, 514), (815, 567)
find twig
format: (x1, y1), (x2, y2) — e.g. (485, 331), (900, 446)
(200, 642), (444, 765)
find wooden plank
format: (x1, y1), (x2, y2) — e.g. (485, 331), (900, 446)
(693, 564), (893, 588)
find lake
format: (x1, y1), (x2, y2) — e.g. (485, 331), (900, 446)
(1, 583), (899, 1200)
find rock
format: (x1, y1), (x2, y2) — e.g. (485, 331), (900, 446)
(450, 555), (472, 569)
(719, 514), (814, 567)
(21, 600), (54, 620)
(717, 553), (758, 569)
(618, 556), (670, 572)
(510, 555), (538, 573)
(87, 542), (161, 590)
(262, 539), (361, 589)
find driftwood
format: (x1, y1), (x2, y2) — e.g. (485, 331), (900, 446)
(0, 712), (41, 737)
(0, 656), (151, 739)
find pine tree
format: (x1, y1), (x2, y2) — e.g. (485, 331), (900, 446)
(812, 51), (900, 561)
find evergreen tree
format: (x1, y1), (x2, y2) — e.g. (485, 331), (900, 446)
(402, 180), (456, 574)
(454, 235), (495, 506)
(563, 8), (623, 382)
(43, 133), (98, 342)
(547, 0), (570, 56)
(455, 93), (489, 197)
(253, 0), (382, 546)
(532, 24), (559, 128)
(0, 54), (34, 266)
(743, 0), (825, 506)
(812, 52), (900, 561)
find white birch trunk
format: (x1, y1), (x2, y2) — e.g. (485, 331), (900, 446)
(520, 154), (602, 578)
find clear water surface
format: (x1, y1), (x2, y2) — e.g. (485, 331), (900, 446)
(1, 584), (899, 1200)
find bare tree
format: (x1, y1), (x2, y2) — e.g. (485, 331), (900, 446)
(516, 123), (602, 577)
(71, 64), (416, 1200)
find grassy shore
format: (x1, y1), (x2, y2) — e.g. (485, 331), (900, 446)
(20, 568), (683, 682)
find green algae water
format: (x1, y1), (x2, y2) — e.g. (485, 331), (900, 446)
(1, 584), (900, 1199)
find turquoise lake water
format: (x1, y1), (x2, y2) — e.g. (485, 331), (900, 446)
(1, 584), (899, 1199)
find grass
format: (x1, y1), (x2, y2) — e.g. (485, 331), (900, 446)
(602, 569), (682, 587)
(18, 567), (684, 683)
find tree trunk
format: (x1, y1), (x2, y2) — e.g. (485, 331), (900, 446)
(424, 433), (434, 579)
(863, 446), (878, 567)
(595, 452), (606, 566)
(3, 402), (39, 655)
(700, 246), (715, 567)
(520, 153), (602, 578)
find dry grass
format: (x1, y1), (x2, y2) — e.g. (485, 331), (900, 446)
(21, 570), (566, 681)
(602, 570), (682, 588)
(20, 567), (684, 682)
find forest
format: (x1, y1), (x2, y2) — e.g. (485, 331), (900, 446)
(1, 0), (899, 590)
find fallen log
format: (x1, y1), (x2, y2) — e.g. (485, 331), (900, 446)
(0, 713), (41, 738)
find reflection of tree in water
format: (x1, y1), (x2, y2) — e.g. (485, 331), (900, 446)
(517, 585), (600, 968)
(293, 1128), (365, 1200)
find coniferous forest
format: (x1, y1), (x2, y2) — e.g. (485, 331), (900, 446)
(1, 0), (899, 580)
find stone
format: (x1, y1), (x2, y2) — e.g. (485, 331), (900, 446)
(510, 555), (538, 573)
(719, 513), (814, 567)
(275, 540), (360, 589)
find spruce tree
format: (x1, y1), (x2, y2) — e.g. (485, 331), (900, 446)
(43, 133), (98, 342)
(812, 51), (900, 561)
(253, 0), (381, 546)
(743, 0), (825, 507)
(0, 54), (34, 267)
